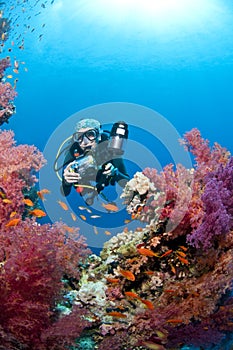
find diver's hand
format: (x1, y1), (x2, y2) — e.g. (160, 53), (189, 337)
(63, 161), (82, 184)
(102, 163), (118, 177)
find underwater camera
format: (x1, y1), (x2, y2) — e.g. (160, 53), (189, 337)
(71, 121), (129, 180)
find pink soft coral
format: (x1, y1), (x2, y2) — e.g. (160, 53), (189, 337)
(0, 56), (17, 125)
(0, 219), (91, 349)
(0, 130), (46, 229)
(0, 127), (91, 348)
(0, 129), (45, 178)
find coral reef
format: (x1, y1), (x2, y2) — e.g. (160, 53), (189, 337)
(0, 32), (232, 347)
(69, 129), (233, 350)
(0, 129), (91, 348)
(0, 57), (17, 125)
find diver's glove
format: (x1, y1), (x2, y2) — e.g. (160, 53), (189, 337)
(63, 161), (82, 184)
(102, 163), (118, 178)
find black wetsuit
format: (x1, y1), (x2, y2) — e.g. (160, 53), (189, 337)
(61, 133), (129, 197)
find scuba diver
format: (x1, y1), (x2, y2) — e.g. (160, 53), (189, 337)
(57, 118), (130, 205)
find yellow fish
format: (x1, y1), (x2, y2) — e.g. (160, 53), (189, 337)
(106, 311), (127, 318)
(2, 198), (12, 204)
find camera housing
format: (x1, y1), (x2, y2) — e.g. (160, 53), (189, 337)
(71, 153), (98, 178)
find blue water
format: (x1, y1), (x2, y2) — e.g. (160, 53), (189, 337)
(4, 0), (233, 153)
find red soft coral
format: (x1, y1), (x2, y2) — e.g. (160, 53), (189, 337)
(0, 219), (90, 349)
(0, 127), (91, 349)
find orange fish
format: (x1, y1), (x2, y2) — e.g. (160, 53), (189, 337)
(104, 230), (111, 235)
(80, 214), (87, 221)
(23, 198), (34, 206)
(124, 291), (140, 299)
(179, 245), (188, 251)
(70, 212), (76, 221)
(5, 218), (20, 227)
(177, 250), (187, 258)
(101, 202), (119, 212)
(140, 299), (154, 310)
(40, 189), (50, 194)
(106, 311), (127, 318)
(57, 200), (69, 211)
(63, 225), (76, 233)
(144, 270), (154, 275)
(160, 249), (173, 258)
(106, 277), (120, 284)
(10, 211), (17, 218)
(137, 247), (159, 258)
(177, 256), (189, 265)
(119, 269), (135, 281)
(170, 264), (176, 274)
(37, 189), (50, 200)
(166, 319), (183, 324)
(29, 209), (46, 217)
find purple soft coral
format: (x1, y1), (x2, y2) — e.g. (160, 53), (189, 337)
(187, 157), (233, 250)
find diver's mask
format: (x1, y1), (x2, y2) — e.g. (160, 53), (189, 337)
(73, 128), (99, 144)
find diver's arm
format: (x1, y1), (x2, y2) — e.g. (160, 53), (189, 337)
(61, 163), (82, 196)
(63, 161), (82, 183)
(105, 158), (130, 187)
(61, 179), (72, 196)
(61, 143), (83, 196)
